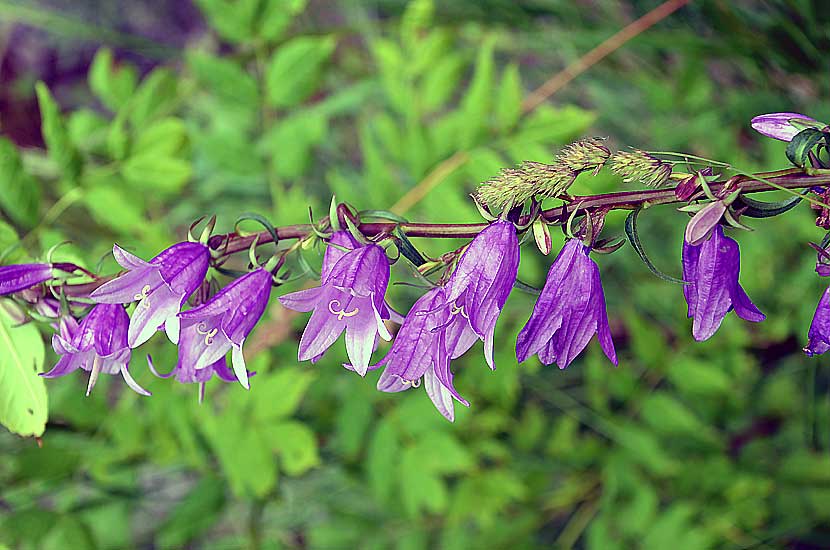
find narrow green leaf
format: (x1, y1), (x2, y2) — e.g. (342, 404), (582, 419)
(624, 208), (686, 284)
(0, 138), (41, 227)
(496, 63), (522, 131)
(251, 366), (315, 420)
(265, 36), (336, 108)
(193, 0), (259, 43)
(35, 82), (81, 180)
(459, 37), (495, 147)
(0, 301), (47, 437)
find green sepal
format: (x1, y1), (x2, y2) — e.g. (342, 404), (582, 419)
(733, 193), (805, 218)
(787, 128), (825, 168)
(235, 212), (279, 251)
(393, 226), (426, 267)
(624, 207), (687, 285)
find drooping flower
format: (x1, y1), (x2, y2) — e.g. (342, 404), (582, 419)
(90, 242), (210, 348)
(0, 262), (79, 296)
(516, 239), (616, 369)
(750, 112), (823, 142)
(805, 288), (830, 356)
(41, 304), (150, 396)
(682, 225), (765, 341)
(375, 287), (469, 421)
(279, 239), (392, 375)
(170, 267), (273, 390)
(443, 220), (519, 369)
(803, 253), (830, 356)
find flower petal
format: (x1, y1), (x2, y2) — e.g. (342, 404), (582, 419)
(91, 266), (162, 304)
(424, 367), (459, 422)
(113, 244), (150, 270)
(121, 365), (151, 396)
(128, 282), (182, 348)
(231, 343), (250, 389)
(279, 287), (324, 312)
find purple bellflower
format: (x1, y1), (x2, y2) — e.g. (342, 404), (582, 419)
(682, 225), (765, 341)
(516, 239), (617, 369)
(442, 220), (519, 369)
(91, 242), (210, 348)
(0, 262), (80, 296)
(279, 236), (392, 375)
(375, 287), (470, 422)
(164, 267), (273, 390)
(42, 303), (150, 396)
(750, 112), (823, 142)
(804, 256), (830, 356)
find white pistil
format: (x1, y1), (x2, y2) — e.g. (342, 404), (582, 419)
(196, 322), (218, 346)
(328, 299), (360, 321)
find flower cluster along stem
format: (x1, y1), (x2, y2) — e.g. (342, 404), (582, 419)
(210, 170), (830, 254)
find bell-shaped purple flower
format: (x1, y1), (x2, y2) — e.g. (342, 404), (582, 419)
(375, 287), (469, 421)
(0, 263), (54, 295)
(682, 225), (765, 341)
(41, 304), (150, 396)
(443, 220), (519, 369)
(516, 239), (616, 369)
(0, 262), (81, 296)
(279, 239), (392, 375)
(91, 242), (210, 348)
(750, 112), (822, 142)
(170, 268), (272, 390)
(805, 288), (830, 356)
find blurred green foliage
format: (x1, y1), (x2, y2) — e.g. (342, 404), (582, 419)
(1, 0), (830, 548)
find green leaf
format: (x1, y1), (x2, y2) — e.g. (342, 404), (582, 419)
(259, 111), (327, 178)
(88, 48), (137, 112)
(258, 0), (307, 41)
(193, 0), (260, 43)
(0, 137), (41, 227)
(187, 51), (259, 107)
(496, 63), (522, 131)
(156, 476), (226, 548)
(640, 393), (706, 435)
(394, 226), (426, 267)
(251, 366), (315, 420)
(0, 300), (47, 437)
(264, 420), (320, 476)
(786, 127), (825, 168)
(121, 154), (192, 194)
(83, 172), (146, 236)
(265, 36), (336, 108)
(400, 0), (434, 48)
(132, 117), (188, 157)
(459, 37), (495, 147)
(420, 53), (464, 112)
(625, 207), (686, 284)
(127, 68), (179, 129)
(400, 445), (448, 517)
(35, 82), (81, 180)
(367, 418), (399, 502)
(0, 219), (28, 264)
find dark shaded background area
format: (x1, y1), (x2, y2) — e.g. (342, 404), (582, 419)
(1, 1), (830, 548)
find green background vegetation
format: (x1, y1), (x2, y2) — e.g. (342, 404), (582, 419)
(1, 0), (830, 547)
